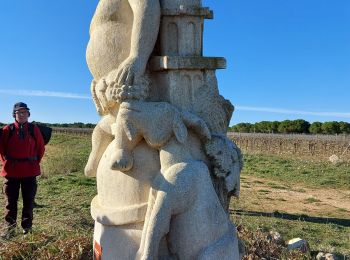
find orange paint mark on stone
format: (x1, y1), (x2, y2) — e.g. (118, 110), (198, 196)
(94, 240), (102, 260)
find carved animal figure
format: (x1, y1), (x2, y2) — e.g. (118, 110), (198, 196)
(113, 100), (240, 259)
(109, 100), (211, 171)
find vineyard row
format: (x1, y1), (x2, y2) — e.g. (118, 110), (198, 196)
(52, 128), (350, 160)
(229, 133), (350, 161)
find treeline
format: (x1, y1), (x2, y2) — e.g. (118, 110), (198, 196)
(2, 120), (349, 135)
(230, 120), (350, 135)
(43, 122), (96, 128)
(0, 122), (96, 128)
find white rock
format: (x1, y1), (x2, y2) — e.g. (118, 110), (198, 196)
(317, 252), (325, 260)
(329, 154), (343, 165)
(325, 253), (338, 260)
(287, 238), (310, 253)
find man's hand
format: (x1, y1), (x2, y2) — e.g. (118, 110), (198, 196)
(106, 81), (149, 104)
(115, 56), (144, 87)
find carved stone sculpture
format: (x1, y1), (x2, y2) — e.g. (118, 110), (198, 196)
(85, 0), (242, 259)
(113, 101), (239, 259)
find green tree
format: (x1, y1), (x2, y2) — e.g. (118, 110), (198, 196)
(277, 119), (310, 134)
(309, 122), (323, 134)
(277, 120), (292, 133)
(231, 123), (252, 133)
(338, 121), (350, 134)
(321, 121), (340, 134)
(270, 121), (280, 133)
(72, 122), (84, 128)
(85, 123), (96, 128)
(293, 119), (310, 133)
(254, 121), (272, 133)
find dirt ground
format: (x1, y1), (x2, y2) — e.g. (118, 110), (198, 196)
(233, 175), (350, 219)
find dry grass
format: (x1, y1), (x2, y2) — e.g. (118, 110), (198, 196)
(0, 231), (92, 259)
(237, 225), (307, 260)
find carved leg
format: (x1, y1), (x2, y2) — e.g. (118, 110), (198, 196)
(139, 163), (195, 260)
(198, 224), (240, 260)
(109, 120), (137, 172)
(141, 190), (172, 260)
(136, 188), (157, 260)
(110, 147), (134, 171)
(84, 122), (113, 177)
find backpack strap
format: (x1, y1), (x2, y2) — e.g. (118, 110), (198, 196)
(8, 123), (15, 138)
(28, 123), (36, 142)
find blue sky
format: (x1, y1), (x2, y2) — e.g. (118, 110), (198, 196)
(0, 0), (349, 125)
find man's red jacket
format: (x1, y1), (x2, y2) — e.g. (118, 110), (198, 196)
(0, 122), (45, 178)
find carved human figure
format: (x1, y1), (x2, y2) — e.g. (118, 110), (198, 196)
(84, 0), (161, 177)
(110, 100), (240, 259)
(86, 0), (160, 85)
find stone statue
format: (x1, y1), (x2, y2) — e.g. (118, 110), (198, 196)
(85, 0), (243, 259)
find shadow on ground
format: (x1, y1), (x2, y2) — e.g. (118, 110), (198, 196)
(231, 209), (350, 227)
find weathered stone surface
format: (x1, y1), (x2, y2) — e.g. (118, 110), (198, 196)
(84, 0), (242, 259)
(162, 7), (213, 19)
(149, 56), (226, 70)
(205, 134), (242, 210)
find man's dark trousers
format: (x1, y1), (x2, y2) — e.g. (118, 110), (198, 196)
(3, 176), (37, 229)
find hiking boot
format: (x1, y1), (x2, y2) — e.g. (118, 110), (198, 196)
(22, 228), (32, 235)
(0, 226), (15, 239)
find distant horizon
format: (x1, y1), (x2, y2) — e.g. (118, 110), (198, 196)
(1, 117), (348, 126)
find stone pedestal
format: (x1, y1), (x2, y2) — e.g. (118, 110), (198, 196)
(91, 141), (160, 259)
(93, 222), (143, 260)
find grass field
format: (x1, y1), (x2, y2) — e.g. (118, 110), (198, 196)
(232, 154), (350, 259)
(0, 133), (349, 259)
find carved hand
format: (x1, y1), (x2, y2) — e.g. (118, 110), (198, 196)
(115, 56), (144, 87)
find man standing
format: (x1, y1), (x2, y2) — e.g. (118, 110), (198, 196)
(0, 102), (45, 239)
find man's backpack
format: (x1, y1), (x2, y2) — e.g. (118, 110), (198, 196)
(8, 122), (52, 145)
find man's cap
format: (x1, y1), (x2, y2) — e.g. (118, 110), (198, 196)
(13, 102), (30, 112)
